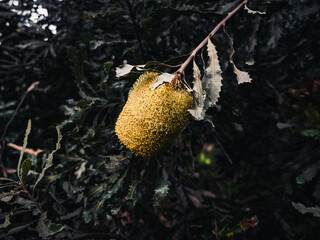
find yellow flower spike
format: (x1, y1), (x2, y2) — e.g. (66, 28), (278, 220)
(115, 72), (193, 158)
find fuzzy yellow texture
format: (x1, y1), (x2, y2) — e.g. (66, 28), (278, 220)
(115, 72), (193, 158)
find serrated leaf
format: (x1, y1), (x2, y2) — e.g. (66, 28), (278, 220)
(151, 73), (175, 90)
(223, 25), (253, 84)
(125, 179), (138, 202)
(301, 129), (320, 141)
(154, 182), (169, 198)
(153, 180), (170, 206)
(292, 202), (320, 217)
(104, 168), (128, 199)
(21, 158), (32, 181)
(0, 191), (16, 202)
(37, 212), (65, 239)
(296, 162), (320, 184)
(33, 126), (62, 191)
(17, 119), (31, 180)
(203, 38), (223, 105)
(244, 4), (266, 14)
(233, 65), (252, 84)
(189, 60), (206, 120)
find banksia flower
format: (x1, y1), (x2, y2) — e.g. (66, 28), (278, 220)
(115, 72), (193, 158)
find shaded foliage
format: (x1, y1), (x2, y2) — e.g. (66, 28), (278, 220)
(0, 0), (320, 239)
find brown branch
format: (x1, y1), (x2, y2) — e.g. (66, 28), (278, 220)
(7, 143), (43, 156)
(176, 0), (248, 76)
(18, 181), (43, 213)
(0, 81), (40, 177)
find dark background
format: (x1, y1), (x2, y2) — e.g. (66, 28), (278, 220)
(0, 0), (319, 239)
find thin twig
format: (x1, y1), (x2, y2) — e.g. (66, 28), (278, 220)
(214, 135), (233, 164)
(0, 81), (40, 177)
(187, 142), (195, 174)
(125, 0), (146, 62)
(176, 0), (248, 76)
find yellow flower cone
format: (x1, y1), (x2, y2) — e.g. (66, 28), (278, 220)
(115, 72), (192, 158)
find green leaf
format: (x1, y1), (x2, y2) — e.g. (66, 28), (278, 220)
(122, 46), (136, 56)
(83, 211), (93, 223)
(33, 126), (62, 191)
(17, 119), (31, 180)
(301, 129), (320, 141)
(37, 212), (65, 239)
(104, 168), (128, 199)
(292, 202), (320, 217)
(188, 60), (206, 120)
(0, 210), (13, 229)
(202, 38), (223, 106)
(21, 158), (32, 181)
(153, 180), (170, 206)
(296, 162), (320, 184)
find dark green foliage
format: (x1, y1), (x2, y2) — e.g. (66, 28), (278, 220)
(0, 0), (320, 239)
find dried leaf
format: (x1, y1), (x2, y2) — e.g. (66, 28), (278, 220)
(233, 64), (252, 84)
(151, 73), (175, 90)
(115, 64), (135, 78)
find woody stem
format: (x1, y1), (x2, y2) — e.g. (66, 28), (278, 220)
(175, 0), (248, 77)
